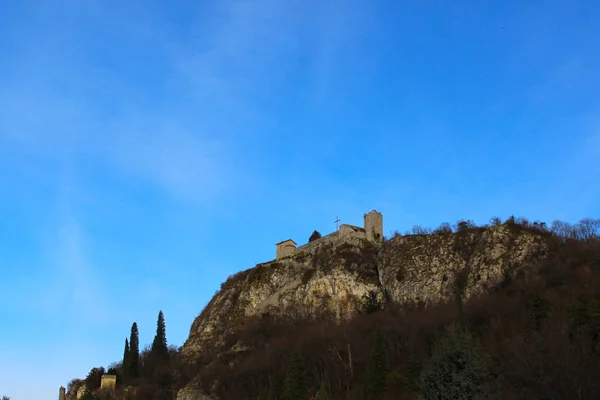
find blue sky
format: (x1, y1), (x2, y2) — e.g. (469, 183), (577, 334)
(1, 0), (599, 398)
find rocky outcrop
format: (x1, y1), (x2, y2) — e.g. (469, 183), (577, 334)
(182, 236), (381, 359)
(176, 376), (220, 400)
(181, 224), (548, 362)
(380, 225), (547, 304)
(176, 385), (216, 400)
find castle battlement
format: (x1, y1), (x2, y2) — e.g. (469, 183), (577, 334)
(273, 210), (383, 260)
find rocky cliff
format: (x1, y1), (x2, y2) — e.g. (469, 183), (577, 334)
(181, 224), (548, 363)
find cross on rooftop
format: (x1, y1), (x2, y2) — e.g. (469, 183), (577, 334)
(334, 216), (341, 231)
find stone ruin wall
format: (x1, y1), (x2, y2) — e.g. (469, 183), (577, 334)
(339, 224), (367, 240)
(101, 374), (117, 391)
(294, 230), (340, 253)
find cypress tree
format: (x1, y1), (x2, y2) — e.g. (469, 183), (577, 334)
(122, 338), (130, 381)
(129, 322), (140, 378)
(151, 310), (169, 362)
(365, 330), (388, 399)
(282, 350), (308, 400)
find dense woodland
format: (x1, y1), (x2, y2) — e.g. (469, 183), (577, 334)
(68, 216), (600, 400)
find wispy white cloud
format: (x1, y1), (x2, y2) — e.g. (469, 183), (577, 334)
(101, 116), (235, 203)
(1, 0), (372, 208)
(23, 206), (116, 326)
(57, 216), (104, 313)
(2, 0), (355, 335)
(0, 4), (246, 204)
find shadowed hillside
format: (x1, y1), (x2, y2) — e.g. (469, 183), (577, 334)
(66, 216), (600, 400)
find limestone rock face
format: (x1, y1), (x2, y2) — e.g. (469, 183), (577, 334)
(181, 225), (548, 361)
(181, 236), (381, 359)
(176, 376), (220, 400)
(379, 225), (548, 305)
(176, 385), (217, 400)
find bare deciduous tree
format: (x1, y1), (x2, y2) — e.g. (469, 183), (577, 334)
(411, 225), (432, 235)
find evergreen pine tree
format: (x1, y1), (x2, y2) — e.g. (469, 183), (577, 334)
(151, 310), (169, 362)
(282, 350), (308, 400)
(365, 330), (388, 399)
(122, 338), (130, 381)
(419, 324), (494, 400)
(85, 367), (105, 391)
(129, 322), (140, 378)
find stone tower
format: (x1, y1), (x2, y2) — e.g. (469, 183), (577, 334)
(59, 386), (66, 400)
(364, 210), (383, 242)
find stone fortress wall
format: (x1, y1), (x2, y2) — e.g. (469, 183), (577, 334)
(273, 210), (383, 261)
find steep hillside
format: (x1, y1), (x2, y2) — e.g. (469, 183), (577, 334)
(181, 235), (383, 360)
(174, 219), (600, 400)
(181, 224), (547, 361)
(61, 217), (600, 400)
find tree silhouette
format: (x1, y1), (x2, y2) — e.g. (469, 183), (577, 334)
(122, 338), (130, 381)
(128, 322), (140, 378)
(309, 230), (322, 242)
(151, 310), (169, 362)
(84, 367), (105, 390)
(365, 330), (387, 399)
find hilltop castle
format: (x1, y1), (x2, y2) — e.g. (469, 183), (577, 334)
(274, 210), (383, 260)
